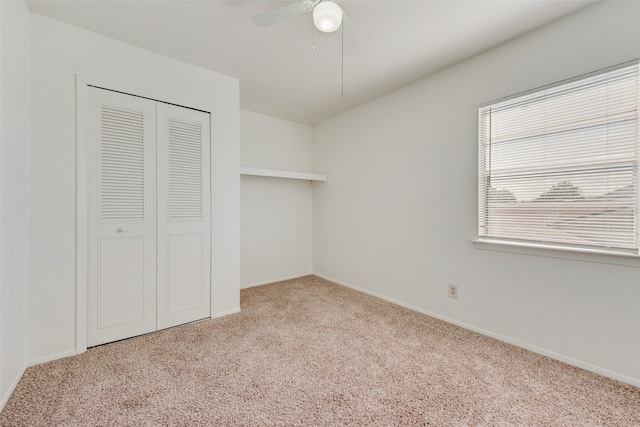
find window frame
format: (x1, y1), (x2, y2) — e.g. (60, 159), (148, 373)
(476, 61), (640, 258)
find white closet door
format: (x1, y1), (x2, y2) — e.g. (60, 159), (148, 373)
(87, 87), (158, 347)
(156, 103), (211, 330)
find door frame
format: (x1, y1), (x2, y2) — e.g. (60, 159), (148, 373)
(75, 76), (215, 353)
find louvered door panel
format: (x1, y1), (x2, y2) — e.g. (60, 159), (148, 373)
(157, 103), (211, 330)
(168, 117), (203, 220)
(87, 88), (158, 347)
(99, 105), (146, 222)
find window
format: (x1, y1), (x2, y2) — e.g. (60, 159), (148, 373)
(478, 62), (639, 255)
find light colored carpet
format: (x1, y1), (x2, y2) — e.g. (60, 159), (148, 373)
(1, 276), (639, 426)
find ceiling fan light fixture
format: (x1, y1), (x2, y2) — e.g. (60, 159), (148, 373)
(313, 1), (343, 33)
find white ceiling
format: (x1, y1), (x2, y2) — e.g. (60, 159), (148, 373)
(26, 0), (596, 124)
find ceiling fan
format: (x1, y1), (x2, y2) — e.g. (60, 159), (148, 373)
(253, 0), (359, 97)
(252, 0), (359, 50)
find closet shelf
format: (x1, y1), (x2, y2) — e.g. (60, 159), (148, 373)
(240, 167), (327, 182)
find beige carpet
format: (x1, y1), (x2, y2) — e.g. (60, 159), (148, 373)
(1, 276), (639, 426)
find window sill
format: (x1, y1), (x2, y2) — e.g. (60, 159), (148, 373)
(473, 238), (640, 268)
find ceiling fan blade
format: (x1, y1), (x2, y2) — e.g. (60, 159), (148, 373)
(342, 11), (360, 54)
(252, 1), (314, 28)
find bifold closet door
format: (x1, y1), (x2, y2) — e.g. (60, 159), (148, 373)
(156, 103), (211, 331)
(87, 87), (158, 347)
(87, 87), (211, 347)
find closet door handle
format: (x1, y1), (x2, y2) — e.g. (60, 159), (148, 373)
(116, 227), (128, 233)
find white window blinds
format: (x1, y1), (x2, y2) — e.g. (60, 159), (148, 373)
(478, 62), (640, 255)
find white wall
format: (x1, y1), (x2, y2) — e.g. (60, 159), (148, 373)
(313, 1), (640, 386)
(240, 110), (313, 287)
(0, 0), (30, 407)
(28, 13), (240, 363)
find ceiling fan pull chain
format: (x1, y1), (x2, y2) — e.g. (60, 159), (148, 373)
(341, 21), (344, 98)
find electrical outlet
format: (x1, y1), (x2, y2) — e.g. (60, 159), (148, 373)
(448, 284), (458, 299)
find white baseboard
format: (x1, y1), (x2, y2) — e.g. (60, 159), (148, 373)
(0, 362), (27, 412)
(313, 273), (640, 388)
(28, 349), (78, 367)
(211, 308), (241, 318)
(240, 273), (313, 289)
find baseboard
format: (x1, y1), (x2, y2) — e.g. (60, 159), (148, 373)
(240, 273), (313, 289)
(28, 349), (78, 368)
(313, 273), (640, 388)
(211, 308), (241, 318)
(0, 362), (27, 411)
